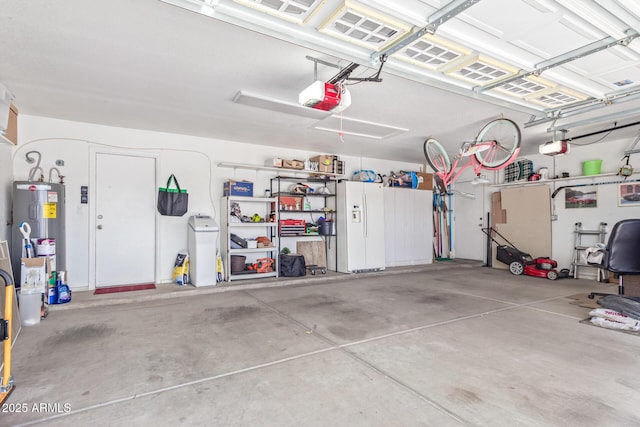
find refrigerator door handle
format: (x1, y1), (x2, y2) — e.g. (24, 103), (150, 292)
(363, 193), (368, 238)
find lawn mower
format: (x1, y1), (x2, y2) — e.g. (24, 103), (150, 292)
(482, 227), (565, 280)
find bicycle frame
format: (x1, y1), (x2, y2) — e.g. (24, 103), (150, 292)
(432, 140), (520, 188)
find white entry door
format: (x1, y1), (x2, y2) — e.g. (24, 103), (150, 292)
(453, 181), (486, 261)
(95, 153), (156, 287)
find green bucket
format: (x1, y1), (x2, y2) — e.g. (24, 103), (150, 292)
(582, 159), (602, 176)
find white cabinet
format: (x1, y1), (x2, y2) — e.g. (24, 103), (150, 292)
(383, 187), (433, 267)
(221, 196), (278, 281)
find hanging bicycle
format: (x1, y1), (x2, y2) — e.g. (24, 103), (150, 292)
(424, 118), (522, 189)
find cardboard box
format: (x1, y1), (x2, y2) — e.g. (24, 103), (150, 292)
(309, 155), (333, 173)
(491, 191), (507, 225)
(622, 275), (640, 297)
(283, 159), (304, 170)
(5, 104), (17, 144)
(264, 158), (282, 168)
(20, 257), (47, 293)
(415, 173), (433, 190)
(223, 180), (253, 197)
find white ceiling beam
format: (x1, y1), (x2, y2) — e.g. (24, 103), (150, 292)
(476, 29), (639, 94)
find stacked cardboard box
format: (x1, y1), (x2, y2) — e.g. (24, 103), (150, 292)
(309, 154), (343, 174)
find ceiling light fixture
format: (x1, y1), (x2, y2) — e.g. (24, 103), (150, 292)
(232, 90), (329, 119)
(313, 115), (407, 140)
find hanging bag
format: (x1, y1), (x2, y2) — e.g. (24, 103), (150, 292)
(157, 174), (189, 216)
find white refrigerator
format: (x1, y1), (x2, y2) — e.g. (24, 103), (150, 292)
(336, 181), (385, 273)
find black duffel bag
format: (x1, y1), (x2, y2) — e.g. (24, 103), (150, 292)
(279, 254), (306, 277)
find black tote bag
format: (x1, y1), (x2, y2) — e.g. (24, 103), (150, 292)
(157, 174), (188, 216)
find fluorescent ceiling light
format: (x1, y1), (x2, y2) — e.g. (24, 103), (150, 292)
(313, 115), (407, 139)
(232, 90), (330, 119)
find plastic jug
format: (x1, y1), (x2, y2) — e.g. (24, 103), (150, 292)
(19, 288), (41, 326)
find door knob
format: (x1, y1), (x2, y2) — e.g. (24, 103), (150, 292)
(97, 224), (103, 230)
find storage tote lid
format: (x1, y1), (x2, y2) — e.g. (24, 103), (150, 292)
(188, 215), (219, 231)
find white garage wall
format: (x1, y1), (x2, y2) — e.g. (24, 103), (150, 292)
(496, 136), (640, 275)
(11, 115), (422, 289)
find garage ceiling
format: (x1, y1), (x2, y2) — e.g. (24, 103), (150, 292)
(2, 0), (640, 163)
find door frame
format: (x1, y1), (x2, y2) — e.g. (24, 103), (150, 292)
(88, 147), (160, 290)
(452, 180), (487, 261)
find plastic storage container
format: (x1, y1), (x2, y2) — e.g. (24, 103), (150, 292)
(583, 160), (602, 176)
(19, 288), (41, 326)
(188, 215), (220, 286)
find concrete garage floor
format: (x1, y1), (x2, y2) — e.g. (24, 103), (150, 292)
(4, 262), (640, 426)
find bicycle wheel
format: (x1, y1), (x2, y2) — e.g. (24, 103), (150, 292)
(423, 138), (452, 174)
(474, 118), (521, 169)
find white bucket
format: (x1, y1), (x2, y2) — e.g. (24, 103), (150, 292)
(19, 288), (41, 326)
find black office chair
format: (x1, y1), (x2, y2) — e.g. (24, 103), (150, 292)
(588, 219), (640, 299)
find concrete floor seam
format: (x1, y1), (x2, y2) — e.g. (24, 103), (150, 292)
(436, 287), (590, 318)
(15, 346), (339, 427)
(7, 266), (635, 426)
(21, 285), (579, 426)
(521, 304), (586, 321)
(335, 345), (472, 426)
(242, 290), (505, 426)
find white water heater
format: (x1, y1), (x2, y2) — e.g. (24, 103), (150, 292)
(11, 182), (66, 284)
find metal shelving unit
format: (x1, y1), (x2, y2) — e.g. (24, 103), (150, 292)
(221, 196), (278, 281)
(270, 176), (338, 271)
